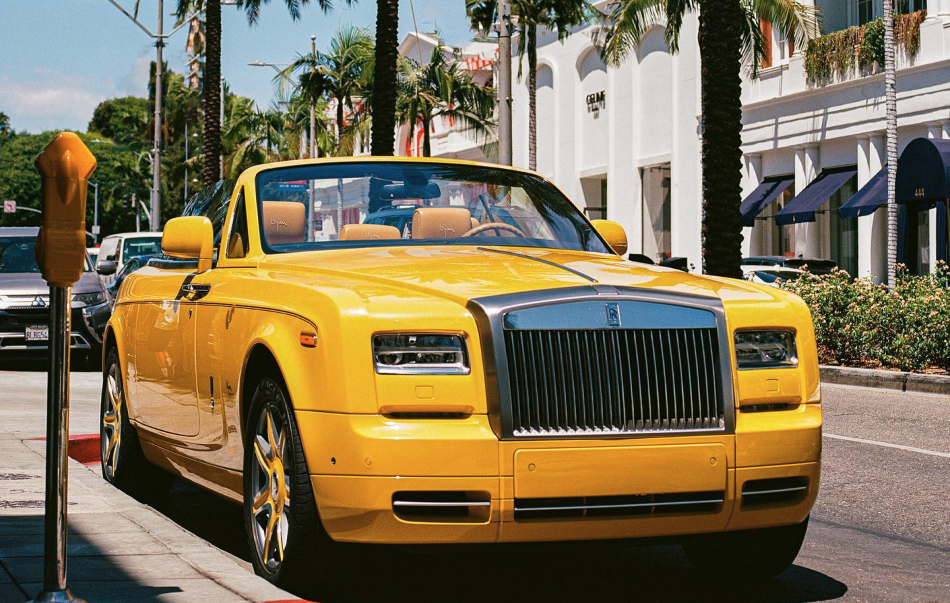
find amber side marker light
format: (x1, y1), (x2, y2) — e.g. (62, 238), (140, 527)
(300, 332), (317, 348)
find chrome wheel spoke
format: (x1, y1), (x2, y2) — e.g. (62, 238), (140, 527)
(251, 487), (269, 516)
(254, 435), (270, 473)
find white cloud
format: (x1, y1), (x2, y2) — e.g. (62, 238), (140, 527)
(119, 54), (153, 97)
(0, 74), (106, 134)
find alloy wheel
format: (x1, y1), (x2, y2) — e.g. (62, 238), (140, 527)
(101, 362), (122, 480)
(250, 403), (292, 572)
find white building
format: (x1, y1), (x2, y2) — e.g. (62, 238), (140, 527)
(498, 0), (950, 279)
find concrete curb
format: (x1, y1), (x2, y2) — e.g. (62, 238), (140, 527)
(820, 365), (950, 395)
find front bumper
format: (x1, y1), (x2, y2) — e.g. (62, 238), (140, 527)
(298, 404), (821, 544)
(0, 302), (110, 351)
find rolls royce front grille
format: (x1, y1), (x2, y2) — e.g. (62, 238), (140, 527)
(504, 328), (725, 436)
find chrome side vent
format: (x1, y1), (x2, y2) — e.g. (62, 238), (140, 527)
(514, 491), (725, 521)
(741, 477), (809, 507)
(392, 491), (491, 523)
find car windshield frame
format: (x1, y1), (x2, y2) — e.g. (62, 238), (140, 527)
(253, 161), (612, 255)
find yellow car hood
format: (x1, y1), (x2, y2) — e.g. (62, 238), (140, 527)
(261, 246), (780, 306)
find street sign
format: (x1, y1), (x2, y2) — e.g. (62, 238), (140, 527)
(3, 200), (15, 213)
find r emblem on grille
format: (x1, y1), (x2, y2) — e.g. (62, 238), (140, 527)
(605, 303), (621, 327)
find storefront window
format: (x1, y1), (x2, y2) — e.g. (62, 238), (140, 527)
(764, 185), (796, 257)
(829, 174), (859, 276)
(915, 210), (931, 275)
(641, 164), (671, 262)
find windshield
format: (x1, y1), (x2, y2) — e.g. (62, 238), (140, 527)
(122, 237), (162, 262)
(0, 236), (92, 273)
(254, 162), (610, 254)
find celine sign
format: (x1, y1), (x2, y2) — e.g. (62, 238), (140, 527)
(586, 90), (606, 113)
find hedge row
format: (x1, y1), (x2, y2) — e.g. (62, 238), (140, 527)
(781, 264), (950, 373)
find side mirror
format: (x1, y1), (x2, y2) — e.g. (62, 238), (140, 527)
(96, 260), (118, 276)
(162, 216), (214, 273)
(591, 220), (628, 256)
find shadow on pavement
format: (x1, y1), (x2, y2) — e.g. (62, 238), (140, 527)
(0, 515), (182, 602)
(0, 352), (100, 373)
(142, 477), (849, 603)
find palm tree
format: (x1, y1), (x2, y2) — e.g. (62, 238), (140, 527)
(883, 0), (898, 286)
(0, 112), (10, 139)
(599, 0), (817, 278)
(284, 26), (375, 157)
(176, 0), (344, 186)
(466, 0), (592, 172)
(371, 0), (399, 156)
(397, 47), (497, 157)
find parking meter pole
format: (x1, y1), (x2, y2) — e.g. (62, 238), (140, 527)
(31, 132), (96, 603)
(33, 286), (84, 603)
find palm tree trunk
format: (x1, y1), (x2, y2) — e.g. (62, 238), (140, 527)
(202, 0), (222, 186)
(527, 23), (538, 172)
(884, 0), (898, 286)
(699, 0), (744, 279)
(422, 115), (431, 157)
(371, 0), (399, 156)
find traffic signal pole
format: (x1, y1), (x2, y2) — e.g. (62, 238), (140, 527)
(31, 132), (97, 603)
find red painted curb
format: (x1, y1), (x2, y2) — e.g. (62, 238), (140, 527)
(68, 434), (100, 465)
(30, 434), (100, 466)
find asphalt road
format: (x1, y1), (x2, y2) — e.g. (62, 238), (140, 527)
(2, 363), (948, 603)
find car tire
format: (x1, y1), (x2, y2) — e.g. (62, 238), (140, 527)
(682, 515), (809, 579)
(100, 346), (173, 499)
(242, 375), (336, 591)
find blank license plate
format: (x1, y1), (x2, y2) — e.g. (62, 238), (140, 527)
(25, 325), (49, 342)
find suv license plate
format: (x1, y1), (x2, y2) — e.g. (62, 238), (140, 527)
(25, 325), (49, 342)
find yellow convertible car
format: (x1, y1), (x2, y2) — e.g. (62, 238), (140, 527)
(100, 158), (821, 588)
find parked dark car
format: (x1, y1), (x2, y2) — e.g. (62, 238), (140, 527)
(105, 253), (158, 307)
(0, 227), (110, 365)
(742, 256), (838, 276)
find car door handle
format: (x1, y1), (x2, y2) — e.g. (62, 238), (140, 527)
(178, 283), (211, 301)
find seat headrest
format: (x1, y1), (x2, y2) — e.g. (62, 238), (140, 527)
(339, 224), (401, 241)
(262, 201), (306, 245)
(411, 208), (473, 240)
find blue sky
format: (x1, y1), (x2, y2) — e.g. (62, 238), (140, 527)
(0, 0), (474, 134)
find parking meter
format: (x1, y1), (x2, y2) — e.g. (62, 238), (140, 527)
(34, 132), (97, 287)
(31, 132), (95, 603)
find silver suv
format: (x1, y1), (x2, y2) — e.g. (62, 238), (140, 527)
(0, 228), (110, 363)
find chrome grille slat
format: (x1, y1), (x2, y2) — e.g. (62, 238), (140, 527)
(504, 327), (725, 437)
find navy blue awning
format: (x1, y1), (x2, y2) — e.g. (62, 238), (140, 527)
(740, 177), (794, 227)
(896, 137), (950, 203)
(775, 167), (857, 225)
(839, 166), (887, 219)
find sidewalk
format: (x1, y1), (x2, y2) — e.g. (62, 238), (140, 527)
(0, 370), (299, 603)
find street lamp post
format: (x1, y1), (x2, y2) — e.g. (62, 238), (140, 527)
(103, 0), (197, 231)
(493, 0), (513, 166)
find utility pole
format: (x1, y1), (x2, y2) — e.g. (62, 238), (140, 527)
(153, 0), (164, 232)
(104, 0), (197, 230)
(493, 0), (513, 166)
(311, 35), (317, 159)
(90, 183), (100, 245)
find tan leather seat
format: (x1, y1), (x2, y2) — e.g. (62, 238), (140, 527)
(262, 201), (306, 245)
(339, 224), (401, 241)
(411, 208), (473, 240)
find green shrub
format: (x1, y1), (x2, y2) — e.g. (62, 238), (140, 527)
(781, 263), (950, 372)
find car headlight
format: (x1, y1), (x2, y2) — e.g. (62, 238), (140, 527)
(373, 334), (470, 375)
(734, 330), (797, 369)
(72, 291), (108, 308)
